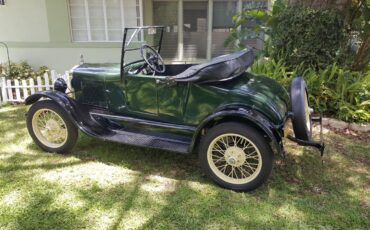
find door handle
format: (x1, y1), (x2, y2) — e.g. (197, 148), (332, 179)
(156, 79), (176, 86)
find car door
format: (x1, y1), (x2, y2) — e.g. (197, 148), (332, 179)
(105, 72), (158, 117)
(124, 73), (158, 117)
(156, 80), (189, 123)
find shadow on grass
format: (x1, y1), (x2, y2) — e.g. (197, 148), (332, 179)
(1, 105), (369, 229)
(71, 134), (203, 182)
(12, 190), (86, 230)
(67, 133), (369, 228)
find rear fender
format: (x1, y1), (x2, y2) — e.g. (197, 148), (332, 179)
(25, 91), (111, 137)
(190, 106), (282, 155)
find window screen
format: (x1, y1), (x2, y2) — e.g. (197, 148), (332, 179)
(69, 0), (142, 42)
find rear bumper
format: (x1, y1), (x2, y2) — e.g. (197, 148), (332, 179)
(287, 114), (325, 156)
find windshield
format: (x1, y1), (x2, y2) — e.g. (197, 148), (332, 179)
(121, 26), (165, 67)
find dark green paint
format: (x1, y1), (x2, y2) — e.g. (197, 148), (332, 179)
(71, 62), (289, 134)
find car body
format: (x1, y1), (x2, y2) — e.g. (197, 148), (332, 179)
(25, 26), (324, 191)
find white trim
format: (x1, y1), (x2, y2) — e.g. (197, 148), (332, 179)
(120, 0), (125, 35)
(139, 0), (144, 27)
(178, 0), (184, 60)
(102, 0), (109, 41)
(139, 0), (144, 41)
(206, 0), (213, 60)
(83, 0), (92, 41)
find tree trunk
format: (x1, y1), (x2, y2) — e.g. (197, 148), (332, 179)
(352, 36), (370, 71)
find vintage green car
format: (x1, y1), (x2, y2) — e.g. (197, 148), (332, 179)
(25, 26), (324, 191)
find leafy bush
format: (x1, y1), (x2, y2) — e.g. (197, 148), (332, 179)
(270, 7), (348, 70)
(251, 59), (370, 123)
(347, 0), (370, 71)
(0, 61), (49, 80)
(227, 0), (369, 72)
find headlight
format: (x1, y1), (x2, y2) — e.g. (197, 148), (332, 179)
(54, 78), (67, 93)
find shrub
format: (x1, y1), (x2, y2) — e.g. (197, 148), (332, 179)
(251, 59), (370, 123)
(227, 0), (369, 71)
(0, 61), (49, 80)
(270, 7), (348, 70)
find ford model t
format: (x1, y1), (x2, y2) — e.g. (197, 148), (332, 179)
(25, 26), (324, 191)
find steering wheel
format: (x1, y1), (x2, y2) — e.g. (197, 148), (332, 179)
(140, 44), (166, 74)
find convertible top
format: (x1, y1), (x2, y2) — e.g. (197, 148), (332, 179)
(169, 49), (254, 83)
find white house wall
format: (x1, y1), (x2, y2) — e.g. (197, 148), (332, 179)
(0, 0), (141, 72)
(0, 0), (50, 42)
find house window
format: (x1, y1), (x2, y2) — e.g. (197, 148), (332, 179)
(183, 1), (208, 60)
(212, 0), (238, 57)
(69, 0), (142, 42)
(152, 0), (268, 61)
(153, 1), (178, 59)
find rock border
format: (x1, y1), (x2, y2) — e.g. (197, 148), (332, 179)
(322, 117), (370, 133)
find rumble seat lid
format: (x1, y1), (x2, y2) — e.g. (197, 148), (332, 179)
(169, 49), (254, 83)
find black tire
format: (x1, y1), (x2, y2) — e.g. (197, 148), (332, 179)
(26, 100), (78, 153)
(199, 122), (274, 191)
(290, 77), (312, 141)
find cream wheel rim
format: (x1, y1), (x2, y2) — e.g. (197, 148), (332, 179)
(207, 133), (262, 184)
(32, 109), (68, 148)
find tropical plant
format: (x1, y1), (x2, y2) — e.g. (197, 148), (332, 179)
(224, 8), (270, 54)
(251, 59), (370, 122)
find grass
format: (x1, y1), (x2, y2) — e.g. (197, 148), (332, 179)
(0, 104), (369, 229)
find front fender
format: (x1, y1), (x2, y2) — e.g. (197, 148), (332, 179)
(25, 91), (74, 113)
(25, 91), (111, 137)
(190, 106), (283, 155)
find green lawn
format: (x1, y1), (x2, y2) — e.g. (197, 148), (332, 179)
(0, 105), (369, 230)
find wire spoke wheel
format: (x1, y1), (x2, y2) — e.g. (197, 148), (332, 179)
(31, 109), (68, 148)
(207, 133), (262, 184)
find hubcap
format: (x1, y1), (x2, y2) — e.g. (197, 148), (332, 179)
(224, 146), (246, 167)
(207, 133), (262, 184)
(31, 109), (68, 148)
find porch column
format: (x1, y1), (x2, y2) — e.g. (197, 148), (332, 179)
(206, 0), (213, 60)
(178, 0), (184, 61)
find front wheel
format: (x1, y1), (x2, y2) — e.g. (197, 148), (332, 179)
(199, 122), (273, 191)
(26, 100), (78, 153)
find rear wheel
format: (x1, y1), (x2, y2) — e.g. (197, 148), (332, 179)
(199, 122), (273, 191)
(26, 100), (78, 153)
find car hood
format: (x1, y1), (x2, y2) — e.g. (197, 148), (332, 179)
(209, 72), (290, 124)
(72, 63), (120, 81)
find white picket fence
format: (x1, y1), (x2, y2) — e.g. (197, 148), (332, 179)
(0, 70), (71, 104)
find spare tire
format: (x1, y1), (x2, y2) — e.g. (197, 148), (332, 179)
(290, 77), (312, 141)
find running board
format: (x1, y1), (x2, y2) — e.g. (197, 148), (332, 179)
(93, 128), (191, 154)
(65, 107), (193, 154)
